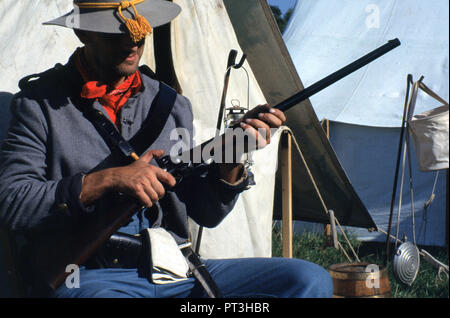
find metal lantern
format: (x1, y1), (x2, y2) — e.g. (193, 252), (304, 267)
(224, 104), (247, 129)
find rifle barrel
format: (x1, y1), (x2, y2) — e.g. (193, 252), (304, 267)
(274, 38), (401, 112)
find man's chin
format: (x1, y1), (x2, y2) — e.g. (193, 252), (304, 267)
(115, 64), (140, 77)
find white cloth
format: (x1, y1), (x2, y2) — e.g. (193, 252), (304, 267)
(143, 228), (189, 284)
(407, 81), (449, 171)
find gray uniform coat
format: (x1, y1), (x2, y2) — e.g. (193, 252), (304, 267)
(0, 53), (248, 245)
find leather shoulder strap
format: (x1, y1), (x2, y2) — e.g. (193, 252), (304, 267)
(80, 80), (178, 162)
(138, 65), (158, 80)
(129, 81), (178, 156)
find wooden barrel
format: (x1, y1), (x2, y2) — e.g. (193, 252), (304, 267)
(329, 262), (391, 298)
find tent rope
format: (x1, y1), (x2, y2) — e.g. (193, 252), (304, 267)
(334, 217), (361, 263)
(283, 127), (361, 263)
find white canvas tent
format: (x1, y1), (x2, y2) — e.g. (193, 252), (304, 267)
(283, 0), (449, 246)
(0, 0), (283, 296)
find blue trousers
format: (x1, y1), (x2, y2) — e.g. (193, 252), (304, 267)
(53, 257), (333, 298)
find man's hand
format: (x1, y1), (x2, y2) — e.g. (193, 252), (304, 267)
(239, 104), (286, 149)
(217, 104), (286, 183)
(80, 149), (176, 207)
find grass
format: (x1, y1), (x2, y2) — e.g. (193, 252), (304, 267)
(272, 223), (449, 298)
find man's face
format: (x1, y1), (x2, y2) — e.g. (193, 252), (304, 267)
(82, 31), (146, 79)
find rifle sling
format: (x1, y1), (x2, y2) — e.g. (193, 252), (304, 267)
(81, 78), (177, 161)
(80, 76), (223, 298)
(181, 246), (223, 298)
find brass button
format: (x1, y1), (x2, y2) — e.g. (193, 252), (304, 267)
(57, 203), (68, 211)
(113, 258), (119, 264)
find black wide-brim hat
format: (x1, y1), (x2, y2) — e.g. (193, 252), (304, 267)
(43, 0), (181, 34)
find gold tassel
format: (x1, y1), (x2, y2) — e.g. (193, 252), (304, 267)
(124, 16), (152, 43)
(136, 14), (152, 34)
(125, 16), (152, 43)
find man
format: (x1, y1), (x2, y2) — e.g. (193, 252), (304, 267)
(0, 0), (332, 298)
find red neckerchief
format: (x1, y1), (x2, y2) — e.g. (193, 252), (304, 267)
(74, 48), (142, 125)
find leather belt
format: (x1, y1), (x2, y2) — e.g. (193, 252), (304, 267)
(84, 232), (143, 269)
(84, 232), (222, 298)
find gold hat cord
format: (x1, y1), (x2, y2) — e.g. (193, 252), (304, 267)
(74, 0), (152, 43)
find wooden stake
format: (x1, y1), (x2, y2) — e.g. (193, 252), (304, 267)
(321, 119), (332, 246)
(281, 132), (293, 258)
(328, 210), (338, 249)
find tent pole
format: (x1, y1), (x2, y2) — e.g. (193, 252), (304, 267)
(446, 169), (449, 250)
(280, 128), (331, 258)
(281, 131), (293, 258)
(384, 74), (413, 265)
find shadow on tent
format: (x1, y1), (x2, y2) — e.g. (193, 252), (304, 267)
(224, 0), (376, 230)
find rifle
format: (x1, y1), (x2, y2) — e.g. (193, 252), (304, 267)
(159, 39), (401, 177)
(32, 38), (400, 291)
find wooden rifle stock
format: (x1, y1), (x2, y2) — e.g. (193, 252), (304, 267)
(32, 198), (143, 291)
(32, 39), (400, 291)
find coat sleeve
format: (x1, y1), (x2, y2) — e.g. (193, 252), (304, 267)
(0, 93), (91, 234)
(169, 96), (250, 228)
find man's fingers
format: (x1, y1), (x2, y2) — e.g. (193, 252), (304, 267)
(134, 171), (171, 206)
(256, 105), (286, 126)
(267, 107), (286, 124)
(150, 149), (165, 158)
(257, 112), (283, 128)
(240, 120), (269, 149)
(155, 168), (177, 188)
(140, 149), (165, 163)
(243, 104), (286, 128)
(149, 176), (167, 199)
(139, 151), (153, 162)
(244, 118), (271, 142)
(134, 182), (155, 207)
(142, 182), (160, 203)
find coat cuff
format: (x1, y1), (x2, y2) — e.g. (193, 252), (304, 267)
(54, 172), (95, 217)
(209, 163), (251, 194)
